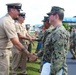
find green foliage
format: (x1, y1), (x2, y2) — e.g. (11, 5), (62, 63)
(27, 41), (40, 75)
(63, 23), (69, 29)
(63, 22), (72, 31)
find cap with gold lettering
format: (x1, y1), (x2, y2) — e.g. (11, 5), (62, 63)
(6, 3), (22, 11)
(26, 24), (30, 28)
(19, 12), (26, 18)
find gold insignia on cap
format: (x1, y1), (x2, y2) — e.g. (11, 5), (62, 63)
(6, 3), (22, 6)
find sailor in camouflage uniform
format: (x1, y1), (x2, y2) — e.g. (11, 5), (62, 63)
(32, 6), (70, 75)
(35, 16), (54, 56)
(70, 27), (76, 59)
(35, 25), (46, 53)
(33, 16), (54, 74)
(42, 6), (70, 75)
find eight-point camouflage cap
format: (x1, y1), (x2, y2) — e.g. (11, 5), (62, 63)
(42, 16), (49, 22)
(47, 6), (65, 16)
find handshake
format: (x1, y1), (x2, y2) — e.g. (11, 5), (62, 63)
(29, 53), (38, 62)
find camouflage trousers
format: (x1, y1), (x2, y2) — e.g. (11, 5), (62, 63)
(70, 45), (76, 58)
(40, 59), (68, 75)
(41, 63), (68, 75)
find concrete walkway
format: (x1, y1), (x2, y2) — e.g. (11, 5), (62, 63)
(66, 51), (76, 75)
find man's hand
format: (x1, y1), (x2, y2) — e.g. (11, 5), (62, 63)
(31, 36), (37, 41)
(29, 53), (38, 62)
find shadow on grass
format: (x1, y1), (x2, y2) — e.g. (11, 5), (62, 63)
(27, 66), (39, 72)
(33, 61), (41, 64)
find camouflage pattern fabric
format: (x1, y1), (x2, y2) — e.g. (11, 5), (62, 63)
(70, 29), (76, 56)
(36, 30), (45, 42)
(37, 26), (54, 57)
(44, 25), (70, 75)
(35, 30), (45, 53)
(37, 26), (54, 72)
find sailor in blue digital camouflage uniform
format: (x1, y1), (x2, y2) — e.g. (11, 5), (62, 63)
(32, 16), (54, 74)
(70, 27), (76, 59)
(43, 6), (70, 75)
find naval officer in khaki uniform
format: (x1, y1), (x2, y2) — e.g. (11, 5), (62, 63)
(12, 12), (32, 75)
(25, 24), (33, 53)
(0, 3), (37, 75)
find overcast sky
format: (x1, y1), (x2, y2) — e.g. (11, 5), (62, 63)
(0, 0), (76, 25)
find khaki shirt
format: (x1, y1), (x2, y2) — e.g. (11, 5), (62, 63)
(15, 22), (27, 45)
(0, 14), (18, 49)
(25, 30), (31, 45)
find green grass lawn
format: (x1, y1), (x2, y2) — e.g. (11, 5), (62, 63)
(26, 41), (40, 75)
(10, 41), (40, 75)
(26, 60), (40, 75)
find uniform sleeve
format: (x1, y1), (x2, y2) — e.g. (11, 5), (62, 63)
(36, 48), (44, 57)
(15, 23), (21, 34)
(51, 33), (68, 74)
(37, 31), (44, 41)
(3, 20), (18, 39)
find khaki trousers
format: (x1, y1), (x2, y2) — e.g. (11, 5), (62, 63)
(12, 46), (27, 75)
(0, 49), (10, 75)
